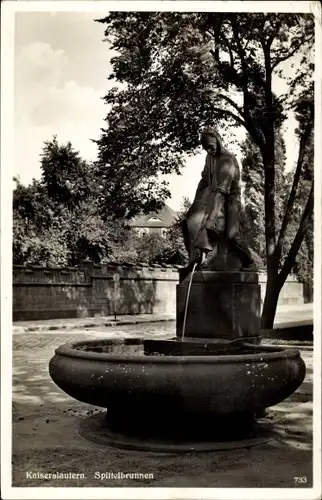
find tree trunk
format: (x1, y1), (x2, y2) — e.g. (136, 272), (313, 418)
(260, 273), (282, 329)
(261, 181), (314, 329)
(261, 144), (279, 329)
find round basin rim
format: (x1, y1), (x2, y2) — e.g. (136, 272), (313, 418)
(53, 339), (302, 364)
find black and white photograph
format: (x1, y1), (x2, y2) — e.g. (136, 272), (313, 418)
(1, 1), (321, 498)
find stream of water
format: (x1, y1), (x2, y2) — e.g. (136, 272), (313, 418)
(181, 262), (197, 341)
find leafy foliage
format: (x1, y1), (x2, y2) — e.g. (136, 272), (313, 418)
(109, 197), (191, 266)
(13, 137), (130, 266)
(40, 136), (93, 210)
(163, 196), (191, 265)
(13, 213), (70, 266)
(96, 12), (313, 150)
(13, 136), (190, 267)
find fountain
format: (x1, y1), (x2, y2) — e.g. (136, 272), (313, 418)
(49, 127), (306, 451)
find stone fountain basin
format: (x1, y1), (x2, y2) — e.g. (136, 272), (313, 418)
(49, 338), (306, 418)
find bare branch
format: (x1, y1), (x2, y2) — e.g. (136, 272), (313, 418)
(277, 181), (314, 285)
(275, 116), (313, 258)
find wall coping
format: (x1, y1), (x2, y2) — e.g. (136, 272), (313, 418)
(13, 262), (185, 273)
(13, 263), (300, 283)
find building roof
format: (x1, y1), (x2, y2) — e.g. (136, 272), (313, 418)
(129, 204), (178, 228)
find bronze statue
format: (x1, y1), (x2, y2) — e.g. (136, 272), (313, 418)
(182, 127), (256, 272)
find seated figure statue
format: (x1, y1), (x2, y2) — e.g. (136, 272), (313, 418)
(181, 127), (256, 273)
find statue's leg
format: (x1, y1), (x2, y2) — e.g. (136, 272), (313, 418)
(228, 234), (255, 269)
(182, 205), (209, 259)
(227, 196), (256, 270)
(196, 191), (224, 250)
(181, 218), (191, 258)
(180, 215), (199, 283)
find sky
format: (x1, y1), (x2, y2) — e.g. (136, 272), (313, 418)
(14, 11), (302, 211)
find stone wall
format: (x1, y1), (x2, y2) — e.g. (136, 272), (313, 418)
(13, 262), (306, 321)
(258, 273), (305, 307)
(13, 262), (178, 321)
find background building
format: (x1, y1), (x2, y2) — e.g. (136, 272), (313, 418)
(129, 204), (178, 238)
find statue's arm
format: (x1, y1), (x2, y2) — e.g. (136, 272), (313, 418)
(196, 177), (208, 192)
(192, 165), (209, 200)
(211, 157), (234, 195)
(229, 158), (242, 196)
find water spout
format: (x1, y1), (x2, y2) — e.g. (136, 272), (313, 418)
(182, 262), (197, 341)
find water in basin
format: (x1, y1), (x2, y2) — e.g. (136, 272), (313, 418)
(74, 338), (281, 357)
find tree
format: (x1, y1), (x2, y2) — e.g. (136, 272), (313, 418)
(40, 136), (94, 210)
(96, 12), (314, 327)
(165, 196), (191, 265)
(13, 137), (130, 266)
(13, 175), (70, 265)
(13, 208), (70, 266)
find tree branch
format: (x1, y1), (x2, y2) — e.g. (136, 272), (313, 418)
(230, 17), (248, 78)
(277, 181), (314, 286)
(204, 28), (215, 40)
(212, 107), (246, 128)
(219, 31), (235, 68)
(271, 34), (314, 70)
(229, 16), (258, 146)
(275, 119), (313, 260)
(213, 93), (264, 150)
(213, 14), (224, 64)
(217, 93), (244, 116)
(227, 41), (235, 69)
(210, 19), (266, 151)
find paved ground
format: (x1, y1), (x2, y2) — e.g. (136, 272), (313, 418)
(13, 303), (313, 333)
(11, 319), (314, 489)
(13, 313), (176, 333)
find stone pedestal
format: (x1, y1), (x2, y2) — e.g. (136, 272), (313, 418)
(176, 271), (261, 340)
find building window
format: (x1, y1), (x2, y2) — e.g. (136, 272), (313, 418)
(138, 228), (149, 238)
(161, 228), (168, 238)
(148, 216), (162, 222)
